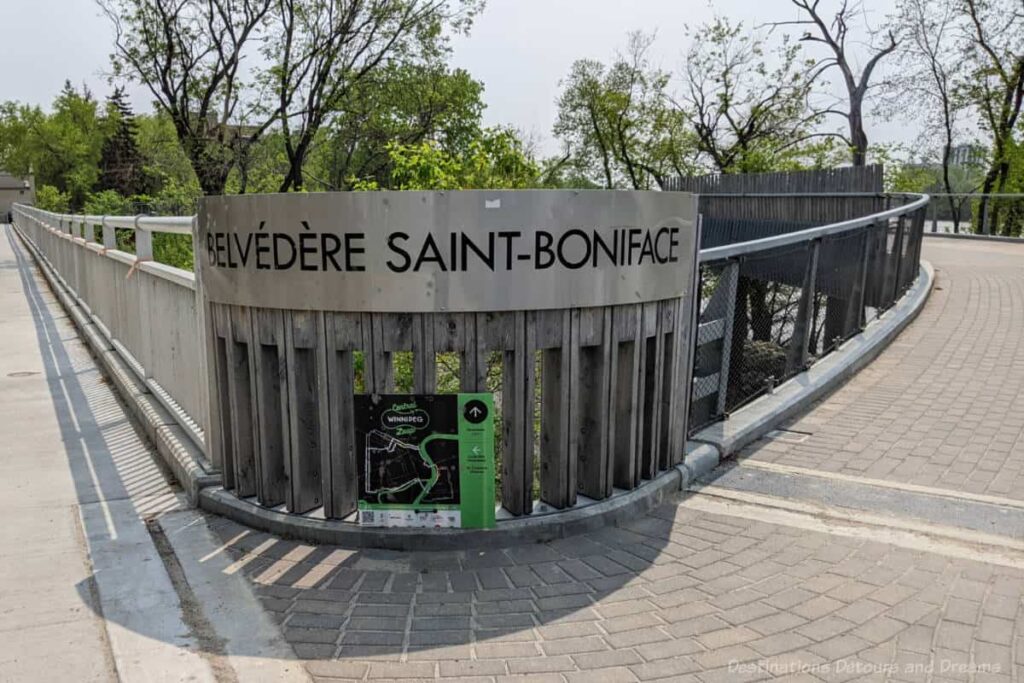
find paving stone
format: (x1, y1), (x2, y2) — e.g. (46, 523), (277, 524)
(366, 662), (435, 679)
(572, 649), (643, 670)
(475, 642), (541, 659)
(630, 656), (699, 681)
(439, 659), (508, 677)
(563, 667), (637, 683)
(539, 636), (608, 656)
(283, 627), (339, 644)
(305, 661), (369, 679)
(506, 656), (576, 674)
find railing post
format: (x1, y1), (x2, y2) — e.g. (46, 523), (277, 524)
(134, 216), (153, 260)
(101, 217), (116, 250)
(891, 213), (907, 301)
(134, 216), (154, 385)
(786, 239), (820, 374)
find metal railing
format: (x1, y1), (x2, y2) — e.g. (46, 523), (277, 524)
(689, 193), (929, 432)
(12, 193), (930, 511)
(923, 193), (1024, 237)
(11, 206), (207, 453)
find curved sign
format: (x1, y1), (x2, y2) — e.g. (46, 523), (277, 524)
(198, 190), (698, 312)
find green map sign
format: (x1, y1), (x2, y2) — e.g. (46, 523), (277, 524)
(354, 393), (495, 529)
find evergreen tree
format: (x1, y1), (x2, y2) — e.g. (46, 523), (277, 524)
(98, 87), (149, 196)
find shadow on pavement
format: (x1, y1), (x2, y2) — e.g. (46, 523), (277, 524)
(5, 225), (674, 661)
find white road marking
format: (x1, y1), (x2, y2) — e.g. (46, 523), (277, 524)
(683, 486), (1024, 568)
(737, 458), (1024, 511)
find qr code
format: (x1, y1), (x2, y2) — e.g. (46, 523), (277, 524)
(361, 510), (376, 525)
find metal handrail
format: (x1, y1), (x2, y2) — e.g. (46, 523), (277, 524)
(20, 194), (930, 266)
(699, 193), (929, 262)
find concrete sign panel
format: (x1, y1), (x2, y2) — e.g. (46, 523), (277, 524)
(198, 190), (699, 312)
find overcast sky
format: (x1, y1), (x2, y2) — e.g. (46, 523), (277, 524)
(5, 0), (915, 157)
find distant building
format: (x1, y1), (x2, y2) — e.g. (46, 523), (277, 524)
(0, 172), (35, 222)
(949, 144), (986, 168)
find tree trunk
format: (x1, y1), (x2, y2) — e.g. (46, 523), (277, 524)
(849, 108), (868, 167)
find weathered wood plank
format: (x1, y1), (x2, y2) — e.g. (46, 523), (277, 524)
(284, 311), (325, 513)
(575, 308), (612, 500)
(413, 315), (436, 393)
(612, 305), (642, 489)
(252, 308), (288, 507)
(226, 306), (258, 497)
(211, 305), (235, 490)
(500, 311), (534, 516)
(324, 313), (360, 519)
(539, 310), (572, 509)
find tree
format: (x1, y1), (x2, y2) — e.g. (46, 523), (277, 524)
(308, 62), (486, 190)
(889, 0), (977, 231)
(677, 18), (827, 174)
(98, 87), (151, 196)
(353, 126), (540, 190)
(98, 0), (276, 195)
(959, 0), (1024, 234)
(268, 0), (482, 192)
(553, 33), (694, 189)
(0, 83), (106, 208)
(780, 0), (899, 166)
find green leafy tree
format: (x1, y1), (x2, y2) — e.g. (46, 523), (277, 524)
(677, 18), (828, 173)
(553, 33), (695, 189)
(353, 127), (540, 190)
(35, 185), (70, 212)
(307, 63), (486, 190)
(98, 87), (151, 196)
(267, 0), (483, 192)
(0, 83), (105, 208)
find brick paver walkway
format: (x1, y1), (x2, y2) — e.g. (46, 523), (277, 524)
(744, 239), (1024, 499)
(197, 239), (1024, 682)
(208, 504), (1024, 682)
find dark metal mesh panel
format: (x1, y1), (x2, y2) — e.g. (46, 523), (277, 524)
(810, 230), (865, 357)
(725, 243), (810, 412)
(689, 263), (734, 431)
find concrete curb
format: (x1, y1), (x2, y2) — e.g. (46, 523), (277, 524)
(158, 510), (312, 682)
(691, 262), (935, 459)
(199, 464), (685, 551)
(924, 232), (1024, 244)
(10, 226), (217, 503)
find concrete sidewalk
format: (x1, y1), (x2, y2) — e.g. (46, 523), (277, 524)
(0, 225), (305, 683)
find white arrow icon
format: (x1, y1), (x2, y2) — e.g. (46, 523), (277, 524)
(469, 407), (482, 418)
(472, 445), (481, 455)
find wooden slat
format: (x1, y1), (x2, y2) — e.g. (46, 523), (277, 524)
(211, 305), (235, 490)
(413, 314), (436, 393)
(611, 306), (641, 489)
(657, 301), (675, 471)
(323, 313), (361, 519)
(638, 302), (663, 480)
(284, 311), (325, 513)
(500, 311), (535, 516)
(538, 310), (572, 509)
(226, 306), (258, 497)
(575, 308), (612, 500)
(252, 308), (288, 506)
